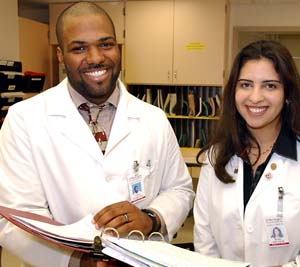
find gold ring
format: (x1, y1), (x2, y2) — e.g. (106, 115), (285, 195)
(123, 213), (129, 223)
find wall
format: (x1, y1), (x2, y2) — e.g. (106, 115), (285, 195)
(19, 17), (51, 90)
(228, 2), (300, 70)
(0, 0), (19, 61)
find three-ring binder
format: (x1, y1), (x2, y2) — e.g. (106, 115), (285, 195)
(90, 227), (165, 261)
(0, 205), (250, 267)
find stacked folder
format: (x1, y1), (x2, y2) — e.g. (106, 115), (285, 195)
(0, 59), (46, 128)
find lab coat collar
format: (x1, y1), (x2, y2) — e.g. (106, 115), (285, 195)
(45, 78), (141, 119)
(104, 81), (139, 154)
(45, 78), (141, 161)
(45, 79), (103, 161)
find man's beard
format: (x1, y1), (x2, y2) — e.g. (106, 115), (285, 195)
(65, 64), (120, 101)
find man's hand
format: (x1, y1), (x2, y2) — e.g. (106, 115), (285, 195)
(80, 254), (129, 267)
(92, 201), (160, 236)
(96, 260), (130, 267)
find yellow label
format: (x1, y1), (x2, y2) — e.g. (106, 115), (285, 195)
(185, 42), (206, 51)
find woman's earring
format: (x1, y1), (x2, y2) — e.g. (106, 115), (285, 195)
(285, 99), (290, 105)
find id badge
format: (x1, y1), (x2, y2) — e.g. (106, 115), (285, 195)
(127, 161), (146, 204)
(266, 215), (289, 247)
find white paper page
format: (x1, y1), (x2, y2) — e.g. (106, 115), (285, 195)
(102, 236), (164, 267)
(11, 214), (102, 242)
(103, 236), (250, 267)
(103, 247), (151, 267)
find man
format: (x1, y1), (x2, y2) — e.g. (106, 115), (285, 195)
(0, 1), (194, 267)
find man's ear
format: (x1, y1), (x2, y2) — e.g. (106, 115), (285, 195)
(57, 46), (64, 63)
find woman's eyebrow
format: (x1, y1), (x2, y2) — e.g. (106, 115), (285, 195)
(262, 80), (282, 84)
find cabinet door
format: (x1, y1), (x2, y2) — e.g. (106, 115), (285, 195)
(124, 1), (173, 84)
(49, 1), (124, 45)
(173, 0), (226, 85)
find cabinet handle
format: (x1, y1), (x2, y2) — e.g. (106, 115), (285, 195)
(167, 71), (170, 81)
(174, 71), (177, 80)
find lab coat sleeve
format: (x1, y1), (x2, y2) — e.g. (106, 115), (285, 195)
(147, 120), (195, 241)
(0, 106), (72, 267)
(193, 153), (220, 257)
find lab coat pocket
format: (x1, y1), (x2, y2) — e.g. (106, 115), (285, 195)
(133, 160), (159, 207)
(103, 174), (131, 205)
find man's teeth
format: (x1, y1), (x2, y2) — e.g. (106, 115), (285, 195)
(85, 70), (106, 77)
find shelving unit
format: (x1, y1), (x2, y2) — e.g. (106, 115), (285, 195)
(127, 84), (222, 149)
(0, 60), (44, 128)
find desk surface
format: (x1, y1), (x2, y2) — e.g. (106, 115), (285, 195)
(181, 148), (200, 166)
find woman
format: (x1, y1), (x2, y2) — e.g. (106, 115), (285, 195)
(271, 226), (284, 240)
(193, 40), (300, 267)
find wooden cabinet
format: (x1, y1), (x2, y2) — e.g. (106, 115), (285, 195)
(124, 0), (226, 85)
(124, 1), (173, 84)
(49, 1), (125, 45)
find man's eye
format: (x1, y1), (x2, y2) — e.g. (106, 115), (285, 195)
(100, 42), (114, 49)
(71, 46), (86, 52)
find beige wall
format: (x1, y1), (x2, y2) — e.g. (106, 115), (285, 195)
(19, 17), (51, 90)
(0, 0), (19, 61)
(228, 2), (300, 70)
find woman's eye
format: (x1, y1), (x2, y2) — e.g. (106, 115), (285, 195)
(239, 82), (251, 88)
(264, 83), (277, 89)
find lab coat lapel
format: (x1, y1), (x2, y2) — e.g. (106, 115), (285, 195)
(229, 156), (245, 223)
(247, 154), (285, 207)
(46, 80), (104, 162)
(105, 85), (139, 155)
(236, 158), (245, 222)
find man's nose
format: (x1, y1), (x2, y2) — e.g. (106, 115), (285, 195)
(86, 46), (105, 65)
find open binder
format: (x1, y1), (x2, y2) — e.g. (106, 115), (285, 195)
(0, 206), (250, 267)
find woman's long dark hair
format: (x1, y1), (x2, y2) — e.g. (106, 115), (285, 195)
(197, 40), (300, 183)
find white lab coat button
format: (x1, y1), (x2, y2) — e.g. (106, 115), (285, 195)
(105, 176), (111, 182)
(247, 225), (253, 233)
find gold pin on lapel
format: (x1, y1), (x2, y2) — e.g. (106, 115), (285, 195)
(271, 163), (277, 170)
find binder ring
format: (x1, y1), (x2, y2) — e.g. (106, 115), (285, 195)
(148, 232), (165, 241)
(127, 230), (145, 241)
(102, 227), (119, 239)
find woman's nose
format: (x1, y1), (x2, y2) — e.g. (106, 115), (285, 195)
(249, 85), (264, 103)
(86, 46), (105, 65)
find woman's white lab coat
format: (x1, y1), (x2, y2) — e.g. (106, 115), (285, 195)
(194, 148), (300, 267)
(0, 79), (194, 267)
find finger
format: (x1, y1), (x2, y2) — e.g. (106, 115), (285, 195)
(117, 210), (152, 236)
(93, 201), (131, 224)
(97, 262), (108, 267)
(115, 222), (136, 236)
(94, 209), (124, 229)
(103, 213), (131, 230)
(94, 201), (129, 220)
(97, 260), (127, 267)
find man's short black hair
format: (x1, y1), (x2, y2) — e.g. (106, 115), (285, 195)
(56, 1), (116, 50)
